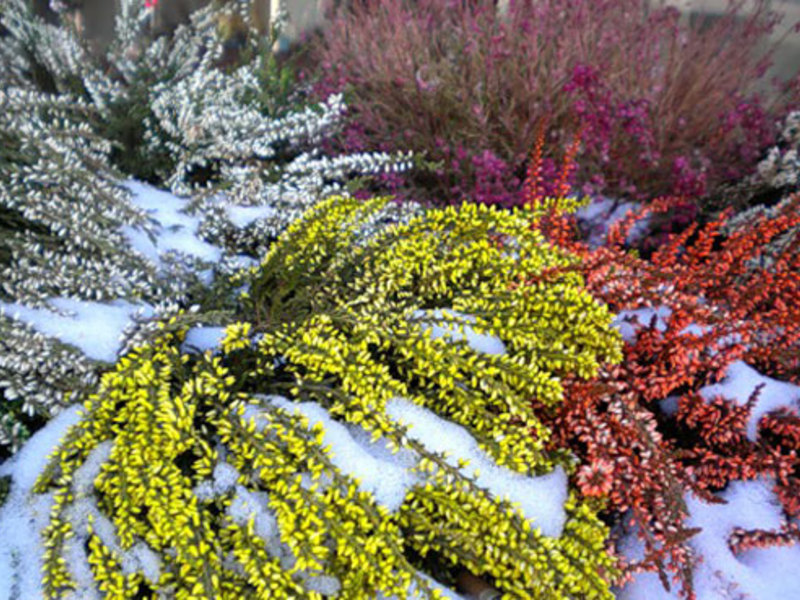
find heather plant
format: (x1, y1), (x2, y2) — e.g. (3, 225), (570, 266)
(698, 109), (800, 219)
(1, 0), (414, 229)
(521, 151), (800, 596)
(0, 315), (98, 456)
(313, 0), (799, 206)
(0, 0), (415, 456)
(757, 110), (800, 190)
(3, 195), (625, 599)
(0, 84), (198, 456)
(0, 88), (169, 307)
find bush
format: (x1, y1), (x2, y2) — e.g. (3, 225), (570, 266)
(313, 0), (799, 206)
(0, 0), (415, 456)
(522, 152), (800, 596)
(13, 195), (626, 598)
(0, 84), (190, 456)
(696, 109), (800, 220)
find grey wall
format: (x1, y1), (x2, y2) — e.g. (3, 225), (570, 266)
(668, 1), (800, 83)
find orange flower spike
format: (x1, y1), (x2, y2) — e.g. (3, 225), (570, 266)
(523, 117), (548, 208)
(554, 125), (585, 200)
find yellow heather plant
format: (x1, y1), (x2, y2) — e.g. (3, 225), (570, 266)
(30, 195), (623, 598)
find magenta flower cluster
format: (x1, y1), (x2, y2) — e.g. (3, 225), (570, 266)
(312, 0), (798, 207)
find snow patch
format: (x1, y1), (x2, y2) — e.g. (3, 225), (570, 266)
(612, 306), (670, 343)
(379, 570), (468, 599)
(618, 478), (800, 600)
(414, 309), (506, 355)
(576, 196), (651, 247)
(252, 396), (420, 512)
(122, 180), (221, 264)
(226, 204), (277, 228)
(0, 298), (153, 363)
(0, 405), (83, 600)
(385, 397), (568, 537)
(227, 485), (278, 544)
(699, 361), (800, 442)
(244, 396), (568, 538)
(72, 441), (113, 497)
(181, 326), (226, 354)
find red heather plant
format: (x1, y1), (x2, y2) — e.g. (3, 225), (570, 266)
(313, 0), (799, 206)
(522, 150), (800, 595)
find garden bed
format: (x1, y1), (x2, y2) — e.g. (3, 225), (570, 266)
(0, 1), (798, 599)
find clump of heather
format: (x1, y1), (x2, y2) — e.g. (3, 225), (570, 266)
(757, 110), (800, 191)
(313, 0), (799, 205)
(695, 108), (800, 220)
(521, 145), (800, 596)
(0, 0), (417, 456)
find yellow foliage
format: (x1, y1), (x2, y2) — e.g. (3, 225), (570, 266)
(34, 196), (621, 598)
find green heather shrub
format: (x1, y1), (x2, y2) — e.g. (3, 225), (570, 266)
(28, 196), (623, 599)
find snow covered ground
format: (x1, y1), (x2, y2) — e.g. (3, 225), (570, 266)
(617, 475), (800, 599)
(0, 184), (798, 599)
(615, 360), (800, 599)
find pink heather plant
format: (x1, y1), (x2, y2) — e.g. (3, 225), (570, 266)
(312, 0), (800, 206)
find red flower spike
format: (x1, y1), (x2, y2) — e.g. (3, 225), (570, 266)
(523, 117), (548, 208)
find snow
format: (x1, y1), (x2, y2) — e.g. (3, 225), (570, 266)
(0, 298), (153, 363)
(181, 326), (226, 353)
(252, 395), (568, 538)
(304, 573), (342, 596)
(618, 365), (800, 600)
(613, 305), (723, 345)
(613, 307), (670, 343)
(385, 397), (568, 537)
(227, 484), (278, 543)
(227, 254), (260, 270)
(0, 404), (82, 493)
(0, 542), (9, 600)
(193, 459), (240, 501)
(226, 204), (277, 228)
(576, 196), (651, 247)
(699, 360), (800, 442)
(71, 441), (113, 497)
(617, 478), (800, 600)
(250, 396), (420, 512)
(379, 571), (468, 599)
(126, 542), (162, 584)
(0, 405), (83, 600)
(211, 460), (240, 493)
(414, 309), (506, 355)
(0, 407), (168, 600)
(0, 181), (237, 366)
(122, 180), (221, 264)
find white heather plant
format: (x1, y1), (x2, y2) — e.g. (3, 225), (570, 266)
(700, 109), (800, 222)
(3, 0), (415, 237)
(0, 86), (201, 454)
(0, 316), (97, 454)
(0, 0), (415, 455)
(721, 111), (800, 266)
(757, 111), (800, 190)
(0, 88), (191, 306)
